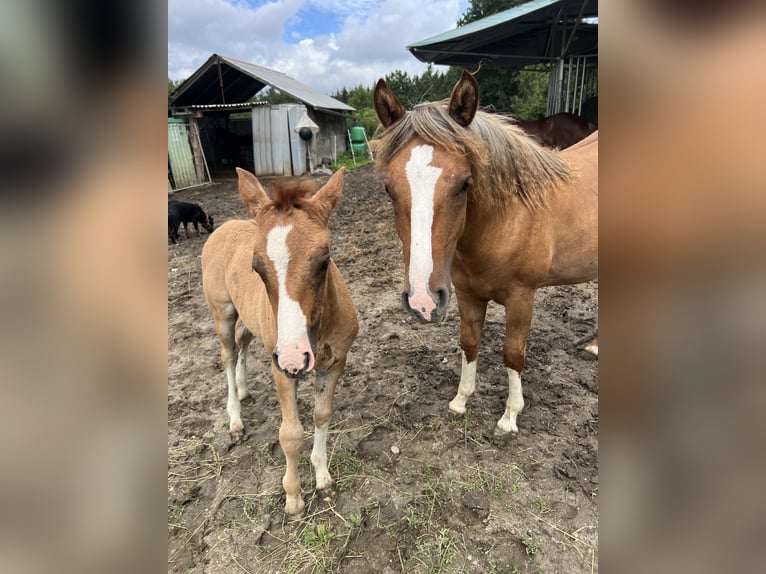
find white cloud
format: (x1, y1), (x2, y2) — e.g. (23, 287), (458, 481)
(168, 0), (467, 95)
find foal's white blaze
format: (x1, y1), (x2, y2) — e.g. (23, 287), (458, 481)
(405, 145), (442, 320)
(496, 368), (524, 434)
(266, 225), (315, 373)
(448, 351), (477, 414)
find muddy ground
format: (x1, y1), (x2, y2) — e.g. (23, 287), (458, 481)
(168, 163), (598, 574)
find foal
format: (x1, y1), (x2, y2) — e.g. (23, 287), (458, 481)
(201, 168), (358, 516)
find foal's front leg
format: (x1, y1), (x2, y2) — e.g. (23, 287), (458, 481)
(310, 360), (345, 492)
(273, 367), (305, 517)
(496, 286), (536, 435)
(449, 291), (488, 415)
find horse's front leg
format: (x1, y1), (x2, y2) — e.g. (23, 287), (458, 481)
(449, 290), (488, 415)
(273, 367), (305, 517)
(496, 286), (536, 435)
(310, 359), (345, 493)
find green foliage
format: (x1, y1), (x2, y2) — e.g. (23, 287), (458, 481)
(300, 523), (336, 549)
(458, 0), (528, 26)
(329, 150), (373, 171)
(168, 77), (184, 105)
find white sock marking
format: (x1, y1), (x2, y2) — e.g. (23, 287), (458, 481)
(311, 424), (332, 490)
(496, 368), (524, 434)
(449, 351), (477, 414)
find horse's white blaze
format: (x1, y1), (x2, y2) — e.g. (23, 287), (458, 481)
(448, 351), (477, 414)
(405, 145), (442, 318)
(267, 225), (314, 372)
(496, 368), (524, 434)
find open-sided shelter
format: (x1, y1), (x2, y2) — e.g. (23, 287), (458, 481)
(408, 0), (597, 119)
(169, 54), (354, 184)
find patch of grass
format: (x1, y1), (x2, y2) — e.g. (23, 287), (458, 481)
(530, 495), (552, 515)
(329, 150), (373, 171)
(521, 535), (541, 556)
(462, 464), (505, 496)
(330, 449), (362, 492)
(168, 503), (186, 529)
(300, 522), (336, 549)
(412, 528), (459, 573)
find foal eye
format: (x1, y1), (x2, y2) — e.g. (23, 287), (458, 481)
(458, 177), (471, 195)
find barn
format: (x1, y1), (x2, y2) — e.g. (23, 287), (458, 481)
(168, 54), (355, 190)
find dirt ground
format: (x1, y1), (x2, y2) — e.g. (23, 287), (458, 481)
(168, 163), (598, 574)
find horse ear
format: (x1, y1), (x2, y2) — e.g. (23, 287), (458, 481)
(310, 167), (345, 223)
(448, 70), (479, 127)
(236, 167), (269, 215)
(374, 78), (406, 128)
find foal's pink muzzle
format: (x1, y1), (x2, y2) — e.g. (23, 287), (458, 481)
(273, 339), (316, 379)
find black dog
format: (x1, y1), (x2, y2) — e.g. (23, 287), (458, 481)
(168, 200), (214, 244)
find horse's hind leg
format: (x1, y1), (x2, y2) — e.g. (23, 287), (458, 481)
(584, 330), (598, 357)
(213, 307), (244, 442)
(496, 287), (536, 435)
(449, 292), (488, 415)
(310, 361), (345, 492)
(235, 321), (253, 402)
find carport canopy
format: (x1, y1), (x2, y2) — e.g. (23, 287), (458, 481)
(407, 0), (597, 69)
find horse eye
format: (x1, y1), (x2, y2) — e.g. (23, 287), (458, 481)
(459, 178), (471, 195)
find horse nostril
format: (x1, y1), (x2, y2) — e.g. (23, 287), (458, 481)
(436, 287), (449, 309)
(302, 352), (309, 370)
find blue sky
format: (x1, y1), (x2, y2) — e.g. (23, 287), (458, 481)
(168, 0), (471, 95)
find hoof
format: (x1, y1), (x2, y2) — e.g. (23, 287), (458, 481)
(229, 430), (244, 445)
(448, 400), (466, 415)
(494, 421), (519, 436)
(584, 344), (598, 357)
(317, 485), (338, 502)
(284, 497), (305, 519)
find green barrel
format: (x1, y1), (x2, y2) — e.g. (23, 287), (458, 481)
(350, 126), (366, 155)
(349, 126), (366, 143)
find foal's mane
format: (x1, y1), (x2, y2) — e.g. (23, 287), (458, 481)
(262, 179), (320, 217)
(375, 100), (572, 210)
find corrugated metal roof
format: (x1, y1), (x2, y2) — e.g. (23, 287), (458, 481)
(170, 54), (354, 113)
(184, 102), (267, 110)
(408, 0), (597, 69)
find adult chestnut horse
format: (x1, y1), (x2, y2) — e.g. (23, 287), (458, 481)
(374, 70), (597, 435)
(515, 112), (597, 149)
(201, 168), (358, 516)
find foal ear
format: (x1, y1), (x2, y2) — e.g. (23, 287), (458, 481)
(448, 70), (479, 127)
(236, 167), (269, 215)
(374, 78), (406, 128)
(310, 167), (345, 224)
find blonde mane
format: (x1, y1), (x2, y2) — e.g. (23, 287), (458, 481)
(374, 100), (572, 210)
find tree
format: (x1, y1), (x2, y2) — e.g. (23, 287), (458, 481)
(458, 0), (527, 26)
(168, 77), (183, 105)
(456, 0), (549, 118)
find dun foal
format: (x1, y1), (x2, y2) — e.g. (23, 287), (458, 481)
(201, 168), (358, 516)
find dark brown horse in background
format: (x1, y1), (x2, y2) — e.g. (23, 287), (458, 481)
(514, 112), (597, 149)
